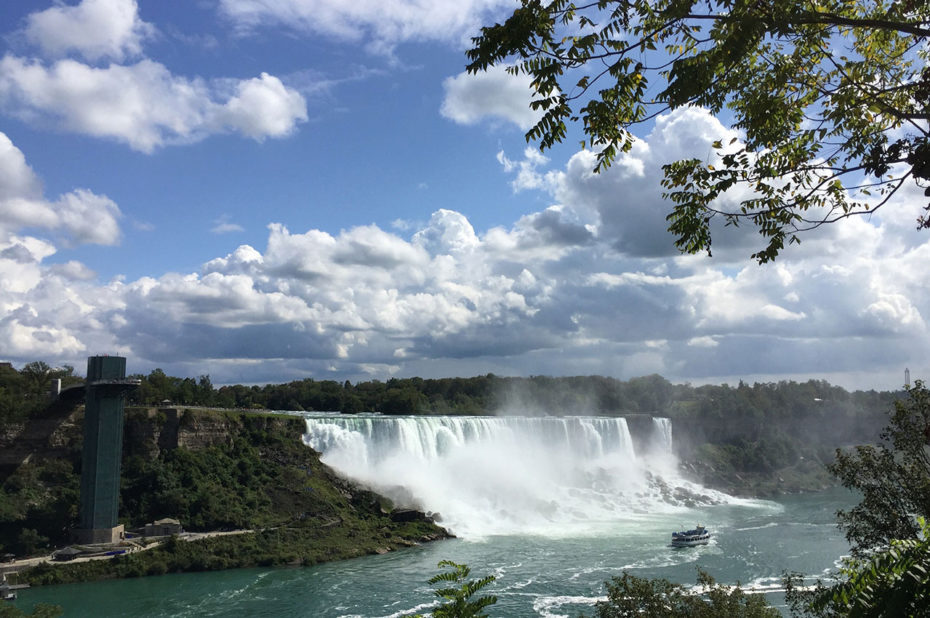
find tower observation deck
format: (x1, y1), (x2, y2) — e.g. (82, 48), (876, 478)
(77, 356), (139, 544)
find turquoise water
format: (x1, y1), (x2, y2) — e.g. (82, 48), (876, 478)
(14, 488), (853, 617)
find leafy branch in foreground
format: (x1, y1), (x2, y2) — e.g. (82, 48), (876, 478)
(829, 381), (930, 554)
(784, 383), (930, 617)
(416, 560), (497, 618)
(467, 0), (930, 262)
(786, 517), (930, 617)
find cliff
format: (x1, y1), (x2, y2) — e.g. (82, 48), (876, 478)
(0, 400), (83, 479)
(122, 406), (293, 454)
(0, 406), (450, 578)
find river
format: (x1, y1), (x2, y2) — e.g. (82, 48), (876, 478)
(13, 414), (854, 616)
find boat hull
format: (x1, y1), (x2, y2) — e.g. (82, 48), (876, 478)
(671, 525), (711, 547)
(670, 534), (710, 547)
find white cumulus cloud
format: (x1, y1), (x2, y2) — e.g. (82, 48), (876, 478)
(2, 202), (930, 389)
(441, 65), (543, 130)
(24, 0), (156, 62)
(218, 0), (514, 52)
(0, 131), (122, 246)
(0, 56), (308, 152)
(218, 72), (309, 140)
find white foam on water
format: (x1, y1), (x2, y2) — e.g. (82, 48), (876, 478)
(532, 594), (604, 618)
(734, 522), (780, 531)
(741, 576), (790, 594)
(380, 601), (437, 618)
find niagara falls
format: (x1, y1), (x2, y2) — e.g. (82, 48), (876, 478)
(302, 414), (732, 539)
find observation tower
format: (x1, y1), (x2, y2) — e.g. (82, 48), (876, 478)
(76, 356), (139, 544)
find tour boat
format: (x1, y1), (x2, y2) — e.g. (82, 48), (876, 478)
(671, 524), (711, 547)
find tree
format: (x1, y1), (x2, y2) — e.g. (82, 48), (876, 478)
(467, 0), (930, 262)
(16, 528), (48, 556)
(0, 604), (63, 618)
(416, 560), (497, 618)
(783, 382), (930, 616)
(380, 387), (424, 414)
(828, 381), (930, 554)
(197, 375), (216, 407)
(786, 517), (930, 617)
(19, 362), (51, 398)
(589, 569), (778, 617)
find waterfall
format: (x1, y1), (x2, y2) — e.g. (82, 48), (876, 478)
(652, 417), (673, 453)
(303, 414), (725, 538)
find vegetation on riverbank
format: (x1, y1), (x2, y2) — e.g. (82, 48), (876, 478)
(17, 516), (442, 587)
(0, 603), (62, 617)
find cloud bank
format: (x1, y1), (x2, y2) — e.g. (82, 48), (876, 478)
(3, 103), (928, 389)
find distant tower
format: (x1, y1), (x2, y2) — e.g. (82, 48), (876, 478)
(77, 356), (138, 544)
(905, 368), (911, 389)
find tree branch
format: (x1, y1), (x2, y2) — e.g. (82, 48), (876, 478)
(684, 12), (930, 38)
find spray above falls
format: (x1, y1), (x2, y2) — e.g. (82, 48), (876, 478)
(303, 415), (728, 538)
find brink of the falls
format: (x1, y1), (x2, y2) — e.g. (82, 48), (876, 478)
(303, 414), (729, 538)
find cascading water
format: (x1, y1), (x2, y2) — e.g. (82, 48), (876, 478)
(303, 414), (729, 538)
(652, 417), (673, 453)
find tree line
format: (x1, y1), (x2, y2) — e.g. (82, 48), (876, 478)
(0, 360), (897, 424)
(123, 369), (895, 461)
(123, 367), (896, 423)
(2, 360), (897, 465)
(0, 362), (83, 424)
(3, 360), (898, 497)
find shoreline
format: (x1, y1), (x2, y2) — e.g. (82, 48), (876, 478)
(7, 520), (452, 588)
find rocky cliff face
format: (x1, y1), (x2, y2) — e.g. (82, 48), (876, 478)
(122, 407), (303, 457)
(2, 405), (319, 488)
(122, 408), (179, 457)
(0, 401), (82, 480)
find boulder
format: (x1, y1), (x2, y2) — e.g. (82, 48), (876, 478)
(389, 508), (425, 523)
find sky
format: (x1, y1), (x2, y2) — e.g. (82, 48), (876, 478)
(0, 0), (927, 391)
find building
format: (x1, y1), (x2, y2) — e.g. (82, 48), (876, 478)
(144, 518), (183, 537)
(52, 547), (83, 562)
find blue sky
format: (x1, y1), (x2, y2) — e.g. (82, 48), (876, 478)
(0, 0), (927, 391)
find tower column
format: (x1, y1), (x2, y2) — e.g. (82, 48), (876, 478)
(76, 356), (138, 544)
